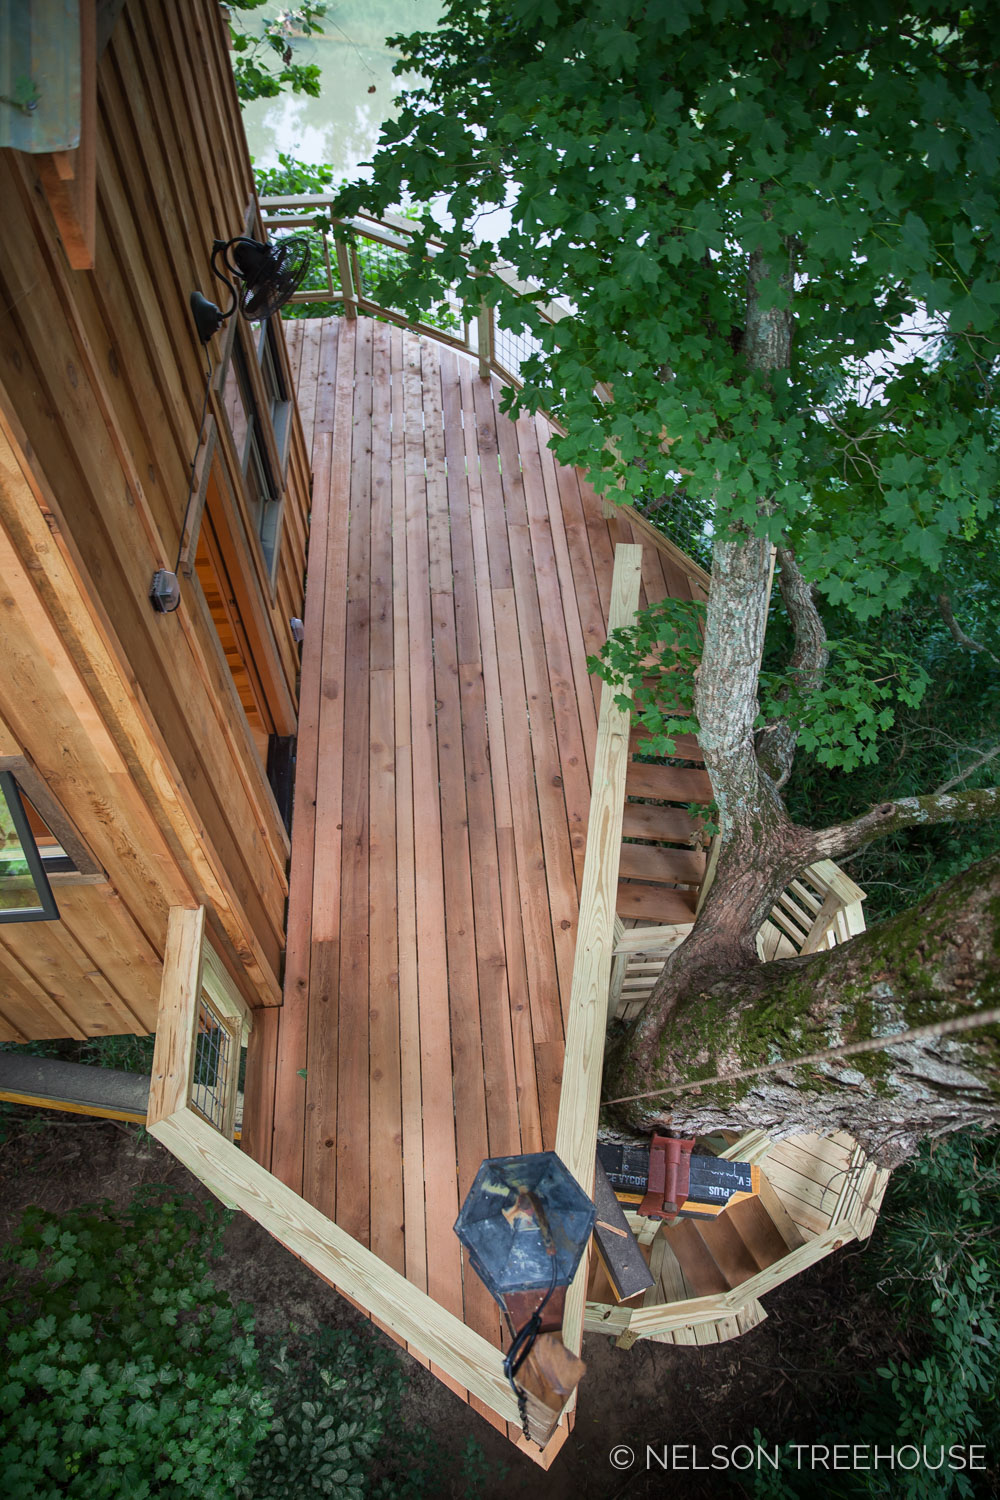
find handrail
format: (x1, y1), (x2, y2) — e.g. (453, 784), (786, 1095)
(258, 194), (710, 591)
(147, 906), (567, 1450)
(609, 860), (868, 1024)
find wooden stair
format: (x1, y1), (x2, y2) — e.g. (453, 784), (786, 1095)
(617, 733), (712, 923)
(586, 1165), (802, 1347)
(586, 1132), (891, 1349)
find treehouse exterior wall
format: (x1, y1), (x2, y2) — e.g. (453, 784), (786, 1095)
(0, 0), (310, 1038)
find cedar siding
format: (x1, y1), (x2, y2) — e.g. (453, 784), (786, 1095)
(0, 0), (309, 1035)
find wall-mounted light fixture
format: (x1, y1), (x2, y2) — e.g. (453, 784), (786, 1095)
(150, 232), (312, 614)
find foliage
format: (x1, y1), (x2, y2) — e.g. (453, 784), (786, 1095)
(228, 3), (327, 104)
(0, 1188), (270, 1499)
(0, 1186), (495, 1500)
(760, 642), (929, 774)
(256, 154), (459, 331)
(752, 1131), (1000, 1499)
(591, 598), (929, 777)
(588, 597), (704, 757)
(235, 1333), (387, 1497)
(335, 0), (1000, 629)
(771, 575), (1000, 918)
(237, 1326), (497, 1498)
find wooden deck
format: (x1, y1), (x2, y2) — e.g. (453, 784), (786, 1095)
(243, 315), (708, 1430)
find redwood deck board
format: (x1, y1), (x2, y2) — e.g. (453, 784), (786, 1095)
(250, 316), (709, 1418)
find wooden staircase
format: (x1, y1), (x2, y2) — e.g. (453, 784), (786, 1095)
(617, 728), (713, 923)
(585, 1130), (890, 1348)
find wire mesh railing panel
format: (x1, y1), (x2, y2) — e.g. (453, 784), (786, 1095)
(353, 232), (411, 306)
(492, 319), (546, 386)
(353, 231), (467, 342)
(190, 997), (236, 1132)
(269, 222), (342, 310)
(632, 487), (715, 572)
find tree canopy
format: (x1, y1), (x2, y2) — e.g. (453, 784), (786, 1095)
(338, 0), (999, 618)
(335, 0), (1000, 1158)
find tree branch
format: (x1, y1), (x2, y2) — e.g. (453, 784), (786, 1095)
(812, 785), (1000, 862)
(607, 851), (1000, 1165)
(755, 546), (829, 789)
(937, 592), (1000, 668)
(936, 742), (1000, 795)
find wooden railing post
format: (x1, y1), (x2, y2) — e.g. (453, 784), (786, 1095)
(554, 543), (643, 1372)
(476, 297), (492, 378)
(334, 230), (357, 320)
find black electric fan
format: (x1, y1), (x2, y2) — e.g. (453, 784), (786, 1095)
(190, 234), (311, 343)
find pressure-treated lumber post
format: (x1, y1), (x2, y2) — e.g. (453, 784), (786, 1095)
(335, 232), (357, 319)
(607, 915), (628, 1023)
(148, 906), (205, 1129)
(554, 543), (643, 1374)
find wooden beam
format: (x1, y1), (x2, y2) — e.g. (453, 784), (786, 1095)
(147, 906), (204, 1127)
(151, 1104), (558, 1429)
(149, 902), (567, 1448)
(554, 543), (642, 1364)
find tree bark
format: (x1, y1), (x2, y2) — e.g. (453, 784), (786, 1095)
(613, 232), (1000, 1168)
(755, 547), (829, 789)
(607, 853), (1000, 1167)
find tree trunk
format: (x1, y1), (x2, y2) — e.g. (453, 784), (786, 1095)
(607, 853), (1000, 1167)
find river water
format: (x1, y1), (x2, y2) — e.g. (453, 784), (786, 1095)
(240, 1), (443, 180)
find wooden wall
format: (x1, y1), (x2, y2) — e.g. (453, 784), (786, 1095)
(0, 0), (311, 1037)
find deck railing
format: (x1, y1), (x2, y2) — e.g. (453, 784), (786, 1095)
(609, 860), (868, 1024)
(259, 196), (570, 391)
(147, 906), (565, 1450)
(258, 196), (710, 592)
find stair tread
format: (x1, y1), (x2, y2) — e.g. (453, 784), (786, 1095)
(724, 1197), (791, 1270)
(619, 843), (707, 885)
(662, 1219), (729, 1295)
(693, 1213), (763, 1287)
(626, 762), (713, 803)
(631, 727), (704, 763)
(621, 802), (699, 843)
(617, 882), (699, 923)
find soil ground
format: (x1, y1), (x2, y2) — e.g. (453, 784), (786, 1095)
(0, 1111), (904, 1499)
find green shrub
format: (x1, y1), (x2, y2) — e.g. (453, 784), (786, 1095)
(753, 1131), (1000, 1499)
(0, 1186), (496, 1499)
(0, 1187), (270, 1499)
(240, 1326), (498, 1499)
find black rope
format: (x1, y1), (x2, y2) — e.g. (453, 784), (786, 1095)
(503, 1256), (559, 1442)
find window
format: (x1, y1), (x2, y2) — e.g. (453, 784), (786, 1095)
(1, 771), (69, 923)
(221, 335), (283, 577)
(254, 319), (292, 474)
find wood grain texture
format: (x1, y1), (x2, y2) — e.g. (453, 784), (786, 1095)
(0, 0), (309, 1023)
(555, 544), (643, 1361)
(257, 321), (713, 1440)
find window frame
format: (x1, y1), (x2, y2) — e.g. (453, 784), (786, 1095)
(217, 318), (287, 595)
(0, 757), (104, 885)
(0, 770), (60, 923)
